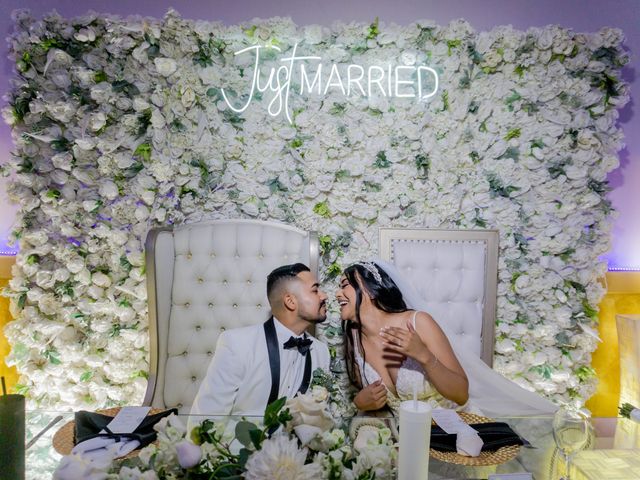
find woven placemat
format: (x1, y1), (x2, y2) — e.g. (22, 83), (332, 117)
(429, 412), (521, 466)
(52, 407), (167, 458)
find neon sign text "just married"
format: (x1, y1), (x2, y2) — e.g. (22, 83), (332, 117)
(220, 43), (439, 124)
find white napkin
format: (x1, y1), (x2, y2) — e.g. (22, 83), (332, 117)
(455, 430), (484, 457)
(432, 409), (485, 457)
(71, 406), (150, 461)
(72, 436), (140, 461)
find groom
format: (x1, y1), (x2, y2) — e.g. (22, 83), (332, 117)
(190, 263), (331, 417)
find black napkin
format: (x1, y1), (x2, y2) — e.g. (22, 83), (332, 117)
(430, 422), (524, 452)
(74, 408), (178, 448)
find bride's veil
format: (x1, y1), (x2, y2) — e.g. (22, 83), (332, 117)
(374, 259), (557, 417)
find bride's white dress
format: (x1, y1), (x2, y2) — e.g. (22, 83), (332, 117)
(354, 311), (465, 415)
(368, 260), (558, 418)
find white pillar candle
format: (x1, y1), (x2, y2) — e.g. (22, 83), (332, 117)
(398, 400), (431, 480)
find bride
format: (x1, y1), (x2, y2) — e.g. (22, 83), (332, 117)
(338, 260), (557, 417)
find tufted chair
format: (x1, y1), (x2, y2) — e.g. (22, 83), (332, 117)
(379, 228), (498, 366)
(143, 219), (319, 413)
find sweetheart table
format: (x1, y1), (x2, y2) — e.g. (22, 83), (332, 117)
(24, 411), (639, 479)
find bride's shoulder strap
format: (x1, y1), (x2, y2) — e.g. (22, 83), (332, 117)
(411, 310), (419, 329)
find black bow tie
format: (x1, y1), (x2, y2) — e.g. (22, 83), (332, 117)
(283, 336), (312, 355)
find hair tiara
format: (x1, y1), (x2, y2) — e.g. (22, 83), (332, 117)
(354, 261), (382, 284)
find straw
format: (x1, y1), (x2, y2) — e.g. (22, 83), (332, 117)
(1, 376), (6, 396)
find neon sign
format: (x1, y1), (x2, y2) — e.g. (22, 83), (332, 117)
(221, 44), (439, 124)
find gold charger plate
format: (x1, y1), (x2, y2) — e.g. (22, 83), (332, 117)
(52, 407), (167, 458)
(429, 412), (521, 466)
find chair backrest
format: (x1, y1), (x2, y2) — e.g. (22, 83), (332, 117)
(144, 219), (319, 412)
(379, 228), (498, 366)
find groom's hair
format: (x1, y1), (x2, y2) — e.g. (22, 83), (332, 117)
(266, 263), (310, 307)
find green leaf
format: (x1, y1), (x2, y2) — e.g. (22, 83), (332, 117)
(575, 365), (596, 382)
(94, 71), (107, 83)
(263, 396), (287, 429)
(249, 428), (264, 450)
(446, 39), (462, 56)
(373, 151), (390, 168)
(289, 137), (304, 149)
(441, 90), (449, 111)
(17, 293), (26, 311)
(504, 90), (521, 111)
(26, 254), (40, 265)
(235, 420), (259, 448)
(335, 169), (350, 181)
(313, 201), (331, 218)
(329, 103), (346, 115)
(134, 143), (152, 162)
(514, 65), (527, 77)
(415, 154), (430, 178)
(366, 17), (379, 40)
(15, 384), (30, 395)
(80, 371), (93, 382)
(43, 348), (61, 365)
(504, 128), (521, 140)
(238, 448), (251, 468)
(318, 235), (332, 255)
(111, 80), (140, 96)
(326, 262), (342, 279)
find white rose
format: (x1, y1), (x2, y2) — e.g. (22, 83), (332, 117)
(99, 180), (119, 200)
(74, 27), (96, 43)
(303, 25), (325, 44)
(92, 272), (111, 288)
(154, 57), (178, 77)
(89, 112), (107, 132)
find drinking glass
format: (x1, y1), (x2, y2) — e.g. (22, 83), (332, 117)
(552, 406), (589, 480)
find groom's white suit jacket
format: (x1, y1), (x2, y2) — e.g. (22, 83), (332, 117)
(191, 317), (330, 417)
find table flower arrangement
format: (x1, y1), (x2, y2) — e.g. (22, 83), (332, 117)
(53, 385), (396, 480)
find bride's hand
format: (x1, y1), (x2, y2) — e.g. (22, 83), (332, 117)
(379, 322), (432, 366)
(353, 380), (387, 411)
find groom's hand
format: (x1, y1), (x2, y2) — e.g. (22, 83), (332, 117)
(354, 380), (387, 411)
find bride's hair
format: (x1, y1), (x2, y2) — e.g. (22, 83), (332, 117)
(342, 262), (408, 389)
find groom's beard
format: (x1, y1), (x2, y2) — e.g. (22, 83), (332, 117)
(299, 301), (327, 324)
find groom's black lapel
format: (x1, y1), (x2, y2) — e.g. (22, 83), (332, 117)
(263, 316), (280, 405)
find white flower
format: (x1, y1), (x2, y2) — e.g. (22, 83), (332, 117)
(75, 27), (96, 43)
(53, 452), (112, 480)
(89, 112), (107, 132)
(175, 440), (202, 468)
(244, 434), (322, 480)
(154, 58), (178, 76)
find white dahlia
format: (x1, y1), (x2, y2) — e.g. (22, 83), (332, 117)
(244, 434), (322, 480)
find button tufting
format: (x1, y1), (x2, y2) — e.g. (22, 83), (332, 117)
(223, 280), (228, 285)
(246, 279), (252, 284)
(210, 252), (215, 258)
(233, 303), (238, 308)
(177, 403), (183, 408)
(195, 325), (201, 331)
(207, 351), (213, 356)
(187, 253), (192, 259)
(259, 253), (264, 259)
(182, 351), (188, 357)
(191, 376), (196, 382)
(257, 304), (262, 308)
(220, 326), (226, 332)
(198, 278), (204, 284)
(208, 302), (214, 308)
(185, 302), (190, 308)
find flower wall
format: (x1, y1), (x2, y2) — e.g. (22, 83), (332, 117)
(2, 10), (629, 407)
